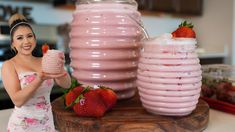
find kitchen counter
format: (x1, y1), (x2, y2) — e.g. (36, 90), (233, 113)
(197, 51), (227, 65)
(198, 52), (227, 59)
(0, 108), (235, 131)
(196, 47), (228, 59)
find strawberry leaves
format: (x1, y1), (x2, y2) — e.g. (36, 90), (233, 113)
(65, 87), (88, 109)
(63, 79), (117, 117)
(179, 20), (194, 28)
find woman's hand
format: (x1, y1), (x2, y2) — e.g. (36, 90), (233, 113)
(58, 52), (65, 68)
(55, 70), (71, 89)
(39, 52), (67, 81)
(37, 71), (67, 81)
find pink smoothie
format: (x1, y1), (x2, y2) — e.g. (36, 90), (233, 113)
(42, 50), (64, 74)
(140, 97), (198, 108)
(139, 93), (200, 103)
(138, 86), (201, 97)
(137, 33), (202, 116)
(143, 104), (196, 116)
(69, 3), (142, 99)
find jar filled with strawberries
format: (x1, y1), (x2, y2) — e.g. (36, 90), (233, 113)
(201, 64), (235, 104)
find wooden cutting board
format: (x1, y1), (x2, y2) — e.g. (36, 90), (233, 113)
(52, 94), (209, 132)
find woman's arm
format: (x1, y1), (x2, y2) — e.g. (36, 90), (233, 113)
(53, 53), (71, 89)
(1, 61), (43, 107)
(55, 71), (71, 89)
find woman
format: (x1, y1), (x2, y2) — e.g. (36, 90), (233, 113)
(1, 13), (71, 131)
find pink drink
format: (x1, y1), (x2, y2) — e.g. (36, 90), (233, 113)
(42, 50), (64, 74)
(137, 34), (202, 116)
(69, 3), (142, 99)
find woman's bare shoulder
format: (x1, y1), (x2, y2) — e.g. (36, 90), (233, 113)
(2, 59), (15, 72)
(2, 59), (13, 67)
(1, 59), (19, 87)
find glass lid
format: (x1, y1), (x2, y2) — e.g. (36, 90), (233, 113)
(77, 0), (137, 6)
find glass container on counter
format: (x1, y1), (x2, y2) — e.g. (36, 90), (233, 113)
(69, 0), (144, 99)
(201, 64), (235, 104)
(137, 34), (202, 116)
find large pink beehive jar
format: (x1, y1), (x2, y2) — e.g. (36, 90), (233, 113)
(69, 0), (143, 99)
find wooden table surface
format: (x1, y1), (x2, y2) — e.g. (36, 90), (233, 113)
(52, 94), (209, 132)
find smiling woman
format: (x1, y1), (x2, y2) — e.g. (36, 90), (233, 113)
(1, 13), (71, 132)
(9, 14), (36, 56)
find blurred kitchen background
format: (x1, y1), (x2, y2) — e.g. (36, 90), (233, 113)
(0, 0), (233, 109)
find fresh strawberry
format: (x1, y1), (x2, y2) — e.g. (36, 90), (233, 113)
(42, 44), (49, 54)
(201, 84), (216, 98)
(172, 21), (196, 38)
(224, 89), (235, 104)
(216, 82), (232, 92)
(95, 86), (117, 111)
(216, 82), (235, 104)
(65, 86), (84, 108)
(73, 89), (106, 117)
(230, 86), (235, 91)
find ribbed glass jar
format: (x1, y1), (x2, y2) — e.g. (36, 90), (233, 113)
(69, 0), (142, 99)
(137, 34), (202, 116)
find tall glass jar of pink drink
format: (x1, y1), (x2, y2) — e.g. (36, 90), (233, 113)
(69, 0), (143, 99)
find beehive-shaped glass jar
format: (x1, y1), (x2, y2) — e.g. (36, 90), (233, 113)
(137, 34), (202, 116)
(69, 0), (143, 99)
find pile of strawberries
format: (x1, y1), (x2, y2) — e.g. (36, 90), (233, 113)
(202, 81), (235, 104)
(64, 79), (117, 117)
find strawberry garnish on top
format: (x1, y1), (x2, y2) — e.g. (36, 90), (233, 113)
(172, 21), (196, 38)
(41, 44), (49, 54)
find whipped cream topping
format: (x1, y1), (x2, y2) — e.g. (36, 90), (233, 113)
(46, 49), (61, 54)
(147, 33), (197, 45)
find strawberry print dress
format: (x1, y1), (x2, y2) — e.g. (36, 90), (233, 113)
(7, 72), (56, 132)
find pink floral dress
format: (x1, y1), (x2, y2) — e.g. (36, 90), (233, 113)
(7, 72), (56, 132)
